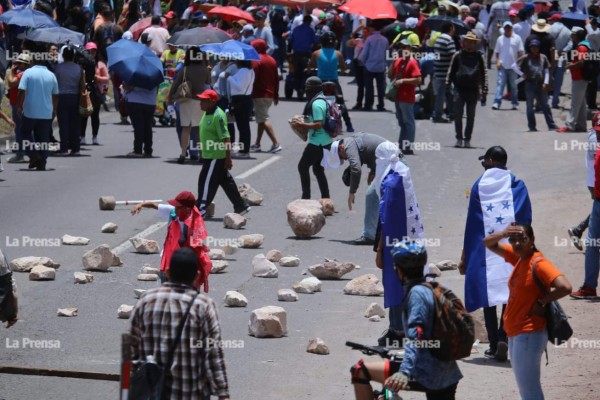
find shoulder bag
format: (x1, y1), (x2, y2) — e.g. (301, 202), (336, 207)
(385, 60), (406, 102)
(173, 67), (193, 102)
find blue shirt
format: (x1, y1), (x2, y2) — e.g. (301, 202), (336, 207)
(359, 31), (389, 73)
(317, 48), (338, 81)
(126, 86), (158, 106)
(291, 24), (317, 53)
(18, 65), (58, 120)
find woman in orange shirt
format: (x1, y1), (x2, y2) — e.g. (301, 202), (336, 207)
(483, 223), (571, 400)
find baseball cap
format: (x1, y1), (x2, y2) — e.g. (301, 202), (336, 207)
(168, 191), (196, 208)
(529, 39), (541, 47)
(85, 42), (97, 50)
(196, 89), (219, 101)
(241, 24), (254, 33)
(164, 10), (176, 19)
(593, 111), (600, 132)
(478, 146), (508, 164)
(571, 26), (584, 34)
(503, 20), (513, 28)
(321, 140), (343, 169)
(508, 9), (518, 16)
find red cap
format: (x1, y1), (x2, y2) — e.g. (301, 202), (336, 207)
(593, 111), (600, 132)
(547, 14), (561, 21)
(164, 10), (176, 19)
(168, 191), (196, 208)
(196, 89), (219, 101)
(508, 9), (518, 16)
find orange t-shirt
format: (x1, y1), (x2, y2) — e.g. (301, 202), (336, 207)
(502, 244), (563, 338)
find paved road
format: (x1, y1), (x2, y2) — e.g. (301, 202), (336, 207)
(0, 70), (597, 400)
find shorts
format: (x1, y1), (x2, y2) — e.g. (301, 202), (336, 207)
(384, 359), (401, 379)
(178, 99), (203, 127)
(253, 98), (273, 123)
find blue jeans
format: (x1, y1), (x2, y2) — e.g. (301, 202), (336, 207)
(395, 101), (416, 152)
(433, 77), (451, 119)
(584, 199), (600, 288)
(551, 65), (565, 108)
(524, 81), (555, 130)
(22, 116), (52, 162)
(363, 181), (379, 240)
(11, 104), (25, 157)
(508, 330), (548, 400)
(494, 67), (518, 107)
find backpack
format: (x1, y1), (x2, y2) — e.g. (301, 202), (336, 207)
(580, 42), (600, 82)
(454, 52), (481, 90)
(100, 22), (116, 48)
(308, 94), (342, 138)
(269, 9), (287, 37)
(407, 282), (475, 361)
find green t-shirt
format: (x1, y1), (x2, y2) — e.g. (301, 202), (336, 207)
(307, 98), (333, 146)
(200, 107), (230, 160)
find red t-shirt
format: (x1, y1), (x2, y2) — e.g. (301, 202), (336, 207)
(393, 57), (421, 104)
(570, 44), (588, 81)
(8, 71), (23, 106)
(252, 54), (279, 100)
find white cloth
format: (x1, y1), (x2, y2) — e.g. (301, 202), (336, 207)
(374, 141), (401, 196)
(321, 140), (342, 169)
(227, 68), (255, 97)
(494, 34), (524, 68)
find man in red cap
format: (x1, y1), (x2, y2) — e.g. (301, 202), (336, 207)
(130, 191), (213, 292)
(196, 89), (250, 216)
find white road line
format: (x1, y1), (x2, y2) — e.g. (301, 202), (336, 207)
(111, 222), (167, 256)
(235, 155), (281, 180)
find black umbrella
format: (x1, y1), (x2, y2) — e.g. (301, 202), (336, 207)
(167, 27), (231, 47)
(25, 27), (85, 45)
(560, 12), (587, 29)
(381, 21), (406, 43)
(422, 15), (470, 35)
(392, 1), (418, 19)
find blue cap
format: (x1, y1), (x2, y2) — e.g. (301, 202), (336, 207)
(530, 39), (541, 47)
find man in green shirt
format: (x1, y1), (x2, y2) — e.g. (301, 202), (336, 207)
(195, 89), (250, 217)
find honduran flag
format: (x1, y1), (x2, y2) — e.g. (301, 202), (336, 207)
(379, 163), (424, 309)
(463, 168), (532, 313)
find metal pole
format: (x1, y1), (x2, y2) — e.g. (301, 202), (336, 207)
(0, 365), (119, 381)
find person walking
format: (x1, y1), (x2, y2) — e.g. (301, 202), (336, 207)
(80, 42), (108, 146)
(54, 47), (84, 156)
(227, 61), (255, 158)
(483, 224), (572, 399)
(6, 53), (31, 164)
(290, 15), (318, 101)
(547, 14), (572, 108)
(253, 12), (275, 56)
(446, 31), (488, 148)
(492, 21), (524, 110)
(358, 21), (389, 111)
(432, 22), (456, 122)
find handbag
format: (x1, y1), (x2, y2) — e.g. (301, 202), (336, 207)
(385, 80), (398, 102)
(128, 292), (199, 400)
(531, 257), (573, 346)
(173, 67), (193, 102)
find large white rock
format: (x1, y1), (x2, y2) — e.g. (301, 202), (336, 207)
(211, 260), (229, 274)
(307, 338), (330, 355)
(208, 249), (225, 260)
(238, 183), (264, 206)
(293, 277), (322, 294)
(318, 198), (335, 216)
(112, 254), (123, 267)
(224, 291), (248, 307)
(221, 244), (239, 255)
(101, 222), (118, 233)
(137, 274), (159, 281)
(57, 307), (78, 317)
(286, 199), (326, 238)
(436, 260), (458, 271)
(308, 261), (356, 280)
(134, 289), (147, 299)
(265, 249), (283, 263)
(62, 234), (90, 246)
(141, 266), (160, 275)
(344, 274), (384, 296)
(364, 303), (386, 318)
(117, 305), (134, 319)
(82, 245), (114, 271)
(279, 256), (300, 267)
(238, 234), (264, 249)
(29, 266), (56, 281)
(223, 213), (247, 230)
(130, 238), (160, 254)
(248, 306), (287, 338)
(73, 272), (93, 284)
(277, 289), (298, 302)
(252, 254), (278, 278)
(10, 256), (60, 272)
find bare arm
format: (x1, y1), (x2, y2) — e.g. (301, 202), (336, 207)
(130, 202), (160, 215)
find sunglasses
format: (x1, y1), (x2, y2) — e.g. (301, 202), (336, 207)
(508, 235), (529, 244)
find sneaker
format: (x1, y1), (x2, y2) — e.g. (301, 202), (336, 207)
(353, 236), (375, 245)
(484, 348), (496, 359)
(346, 125), (355, 133)
(570, 286), (597, 299)
(432, 116), (450, 123)
(269, 144), (282, 153)
(455, 139), (463, 148)
(69, 151), (81, 156)
(556, 127), (573, 133)
(494, 341), (508, 362)
(7, 155), (25, 163)
(36, 161), (46, 171)
(120, 116), (129, 125)
(492, 103), (500, 110)
(511, 105), (518, 110)
(250, 144), (262, 152)
(54, 150), (69, 156)
(177, 155), (185, 164)
(234, 152), (251, 159)
(377, 329), (405, 348)
(376, 106), (387, 112)
(80, 137), (87, 145)
(528, 128), (538, 132)
(235, 206), (251, 215)
(126, 152), (144, 158)
(568, 228), (583, 251)
(351, 104), (362, 111)
(92, 137), (100, 145)
(463, 140), (471, 148)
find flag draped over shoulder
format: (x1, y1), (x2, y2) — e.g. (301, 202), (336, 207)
(380, 163), (424, 309)
(463, 168), (532, 312)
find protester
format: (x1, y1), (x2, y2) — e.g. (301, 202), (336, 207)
(290, 15), (318, 101)
(253, 12), (275, 56)
(584, 16), (599, 110)
(348, 23), (369, 110)
(483, 224), (572, 399)
(240, 24), (256, 44)
(6, 53), (31, 164)
(117, 0), (142, 31)
(181, 0), (205, 27)
(80, 42), (108, 146)
(130, 247), (230, 399)
(548, 14), (572, 108)
(124, 80), (158, 158)
(486, 0), (511, 68)
(557, 27), (588, 132)
(141, 15), (169, 56)
(227, 61), (255, 158)
(164, 10), (184, 35)
(93, 5), (124, 62)
(432, 22), (456, 123)
(492, 21), (524, 110)
(0, 248), (18, 329)
(54, 47), (84, 155)
(358, 21), (389, 112)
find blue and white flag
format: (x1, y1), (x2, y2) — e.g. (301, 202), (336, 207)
(463, 168), (532, 312)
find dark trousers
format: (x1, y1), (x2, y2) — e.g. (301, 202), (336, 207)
(298, 143), (330, 199)
(454, 90), (478, 141)
(274, 35), (286, 69)
(353, 60), (365, 106)
(22, 116), (52, 163)
(81, 92), (101, 138)
(483, 304), (507, 351)
(196, 158), (248, 214)
(231, 95), (252, 154)
(292, 52), (310, 98)
(364, 70), (385, 109)
(524, 81), (555, 130)
(128, 102), (154, 155)
(409, 381), (458, 400)
(217, 97), (236, 141)
(587, 80), (598, 110)
(57, 94), (81, 153)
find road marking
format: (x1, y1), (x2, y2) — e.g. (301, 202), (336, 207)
(235, 156), (281, 180)
(111, 222), (167, 256)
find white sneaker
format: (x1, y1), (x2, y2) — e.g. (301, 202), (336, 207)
(80, 137), (86, 145)
(492, 104), (499, 110)
(269, 144), (282, 153)
(92, 137), (99, 145)
(249, 144), (261, 152)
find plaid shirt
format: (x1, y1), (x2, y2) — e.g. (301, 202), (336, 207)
(130, 282), (229, 399)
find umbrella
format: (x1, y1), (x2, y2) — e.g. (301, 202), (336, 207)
(510, 1), (551, 14)
(339, 0), (397, 20)
(0, 8), (59, 28)
(422, 15), (470, 34)
(560, 12), (588, 29)
(107, 39), (164, 90)
(167, 27), (230, 47)
(269, 0), (340, 7)
(392, 1), (416, 18)
(128, 16), (167, 41)
(208, 6), (255, 23)
(381, 21), (406, 42)
(24, 27), (85, 45)
(200, 40), (260, 61)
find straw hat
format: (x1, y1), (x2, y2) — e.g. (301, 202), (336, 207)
(462, 31), (481, 42)
(531, 19), (550, 33)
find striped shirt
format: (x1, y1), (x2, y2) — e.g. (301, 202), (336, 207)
(130, 283), (229, 399)
(433, 33), (456, 79)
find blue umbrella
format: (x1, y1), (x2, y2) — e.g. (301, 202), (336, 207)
(25, 27), (84, 45)
(107, 39), (164, 90)
(200, 40), (260, 61)
(560, 12), (588, 29)
(0, 8), (59, 28)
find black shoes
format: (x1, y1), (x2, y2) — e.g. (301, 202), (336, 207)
(377, 329), (406, 348)
(353, 236), (375, 245)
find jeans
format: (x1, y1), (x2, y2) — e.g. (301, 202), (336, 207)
(389, 304), (404, 332)
(395, 101), (416, 152)
(363, 181), (379, 240)
(231, 95), (253, 154)
(584, 199), (600, 288)
(11, 104), (25, 156)
(566, 80), (587, 131)
(22, 116), (52, 163)
(494, 67), (518, 107)
(454, 90), (478, 141)
(363, 70), (385, 109)
(353, 60), (365, 106)
(298, 143), (330, 199)
(433, 77), (452, 119)
(551, 65), (565, 108)
(508, 329), (548, 400)
(483, 305), (507, 351)
(57, 94), (81, 153)
(524, 81), (555, 130)
(128, 102), (154, 155)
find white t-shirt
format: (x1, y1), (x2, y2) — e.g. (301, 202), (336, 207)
(141, 26), (170, 55)
(158, 204), (185, 231)
(513, 21), (531, 45)
(494, 34), (524, 68)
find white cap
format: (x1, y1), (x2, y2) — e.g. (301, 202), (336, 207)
(405, 17), (419, 29)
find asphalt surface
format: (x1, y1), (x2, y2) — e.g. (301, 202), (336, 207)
(0, 69), (598, 400)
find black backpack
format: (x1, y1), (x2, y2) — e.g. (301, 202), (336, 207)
(580, 42), (600, 82)
(454, 51), (481, 91)
(269, 9), (287, 37)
